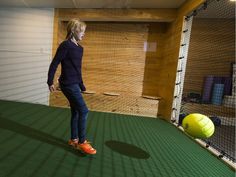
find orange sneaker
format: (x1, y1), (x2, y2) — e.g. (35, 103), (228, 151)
(77, 140), (97, 155)
(68, 139), (78, 148)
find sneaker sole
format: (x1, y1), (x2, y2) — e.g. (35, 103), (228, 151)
(76, 146), (96, 155)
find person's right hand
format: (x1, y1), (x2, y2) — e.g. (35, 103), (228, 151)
(49, 84), (55, 92)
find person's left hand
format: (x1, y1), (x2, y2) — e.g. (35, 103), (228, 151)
(79, 82), (86, 92)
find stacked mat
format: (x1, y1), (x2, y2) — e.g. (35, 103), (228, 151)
(222, 63), (236, 108)
(202, 76), (233, 106)
(211, 83), (224, 105)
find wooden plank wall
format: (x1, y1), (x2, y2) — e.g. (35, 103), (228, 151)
(50, 21), (163, 117)
(184, 18), (235, 94)
(81, 22), (148, 96)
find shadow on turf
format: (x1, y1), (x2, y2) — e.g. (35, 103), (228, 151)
(0, 116), (86, 157)
(105, 140), (150, 159)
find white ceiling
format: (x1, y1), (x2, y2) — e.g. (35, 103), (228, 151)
(0, 0), (234, 19)
(0, 0), (187, 8)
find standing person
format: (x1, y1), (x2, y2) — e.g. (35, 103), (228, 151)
(47, 19), (96, 155)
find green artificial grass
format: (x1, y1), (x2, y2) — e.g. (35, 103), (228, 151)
(0, 100), (235, 177)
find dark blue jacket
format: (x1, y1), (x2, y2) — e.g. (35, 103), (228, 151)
(47, 39), (86, 91)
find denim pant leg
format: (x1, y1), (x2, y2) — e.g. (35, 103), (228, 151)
(70, 105), (79, 140)
(60, 84), (89, 143)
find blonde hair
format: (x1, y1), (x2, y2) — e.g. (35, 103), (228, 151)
(66, 19), (86, 39)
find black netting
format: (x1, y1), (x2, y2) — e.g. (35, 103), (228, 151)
(181, 0), (235, 162)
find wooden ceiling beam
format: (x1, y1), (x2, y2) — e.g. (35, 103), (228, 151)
(57, 8), (177, 22)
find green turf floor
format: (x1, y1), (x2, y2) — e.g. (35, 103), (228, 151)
(0, 100), (235, 177)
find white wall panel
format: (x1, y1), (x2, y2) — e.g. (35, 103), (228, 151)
(0, 8), (54, 105)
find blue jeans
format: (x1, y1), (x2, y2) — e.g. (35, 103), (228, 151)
(60, 83), (88, 143)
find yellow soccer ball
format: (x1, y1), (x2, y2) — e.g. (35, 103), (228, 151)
(182, 113), (215, 138)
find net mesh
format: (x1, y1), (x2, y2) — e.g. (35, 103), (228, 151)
(50, 22), (160, 117)
(181, 0), (235, 162)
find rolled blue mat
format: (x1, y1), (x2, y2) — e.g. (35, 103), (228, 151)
(211, 84), (224, 105)
(202, 76), (214, 103)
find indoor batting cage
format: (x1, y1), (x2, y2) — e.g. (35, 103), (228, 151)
(0, 0), (235, 177)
